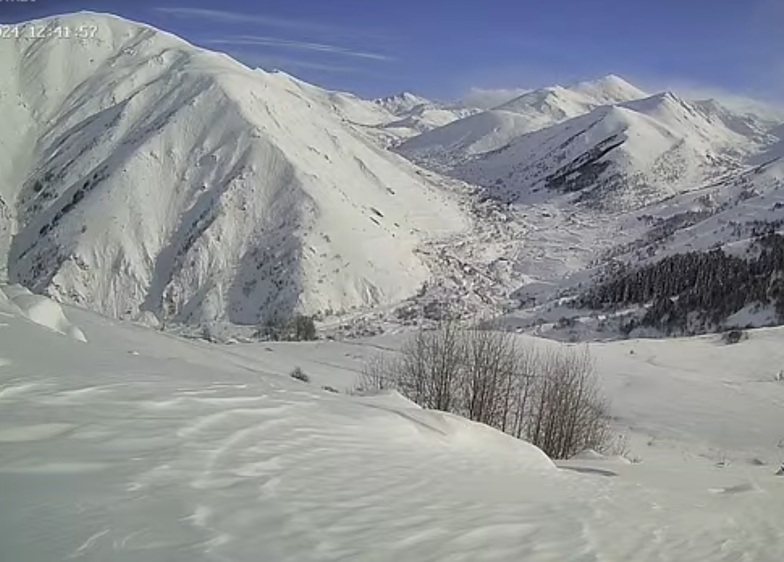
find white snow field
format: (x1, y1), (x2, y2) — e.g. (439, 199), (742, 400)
(2, 299), (784, 561)
(0, 284), (87, 342)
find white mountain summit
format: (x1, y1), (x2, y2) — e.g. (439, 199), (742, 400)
(397, 75), (648, 166)
(454, 91), (775, 208)
(0, 12), (468, 326)
(2, 11), (782, 334)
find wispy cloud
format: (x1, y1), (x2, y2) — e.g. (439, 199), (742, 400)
(155, 7), (335, 33)
(153, 7), (387, 40)
(205, 36), (393, 62)
(638, 77), (784, 119)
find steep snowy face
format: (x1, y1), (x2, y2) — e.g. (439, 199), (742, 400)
(493, 75), (647, 123)
(397, 110), (542, 167)
(374, 92), (433, 115)
(0, 12), (467, 326)
(264, 70), (398, 127)
(369, 92), (480, 141)
(454, 92), (775, 210)
(397, 75), (648, 167)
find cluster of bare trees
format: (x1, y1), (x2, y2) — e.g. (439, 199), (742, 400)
(359, 320), (614, 459)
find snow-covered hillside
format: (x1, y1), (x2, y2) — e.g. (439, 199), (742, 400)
(398, 75), (647, 167)
(454, 92), (777, 210)
(398, 110), (544, 169)
(375, 91), (434, 115)
(495, 74), (647, 121)
(0, 12), (469, 327)
(2, 293), (784, 561)
(370, 91), (480, 142)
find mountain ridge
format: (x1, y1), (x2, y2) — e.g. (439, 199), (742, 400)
(0, 12), (469, 327)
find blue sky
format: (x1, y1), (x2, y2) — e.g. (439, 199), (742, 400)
(2, 0), (782, 103)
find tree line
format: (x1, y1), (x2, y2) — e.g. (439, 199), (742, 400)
(578, 231), (784, 334)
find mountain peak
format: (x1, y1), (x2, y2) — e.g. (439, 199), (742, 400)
(375, 91), (435, 115)
(0, 12), (468, 326)
(591, 74), (636, 88)
(377, 91), (428, 103)
(571, 74), (647, 102)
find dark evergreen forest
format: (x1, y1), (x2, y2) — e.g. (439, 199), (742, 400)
(577, 230), (784, 335)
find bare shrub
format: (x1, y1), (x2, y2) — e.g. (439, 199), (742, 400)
(290, 366), (310, 383)
(352, 352), (401, 395)
(258, 314), (317, 342)
(722, 329), (747, 345)
(525, 346), (612, 459)
(361, 321), (615, 459)
(396, 318), (465, 411)
(602, 433), (632, 459)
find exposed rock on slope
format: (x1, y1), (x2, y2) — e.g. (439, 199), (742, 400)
(0, 12), (468, 326)
(454, 93), (776, 210)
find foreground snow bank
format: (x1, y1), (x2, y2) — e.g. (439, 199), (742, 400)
(1, 307), (784, 561)
(0, 284), (87, 342)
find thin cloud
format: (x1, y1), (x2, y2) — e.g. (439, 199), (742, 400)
(155, 7), (335, 33)
(639, 77), (784, 120)
(153, 7), (388, 40)
(205, 36), (393, 62)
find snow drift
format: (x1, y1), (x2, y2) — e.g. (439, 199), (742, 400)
(0, 284), (87, 341)
(2, 299), (784, 561)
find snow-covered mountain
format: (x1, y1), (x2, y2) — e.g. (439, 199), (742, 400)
(453, 92), (777, 210)
(398, 75), (647, 166)
(397, 110), (542, 169)
(0, 12), (468, 327)
(371, 91), (480, 141)
(495, 75), (647, 119)
(263, 70), (398, 128)
(374, 91), (434, 115)
(3, 12), (783, 338)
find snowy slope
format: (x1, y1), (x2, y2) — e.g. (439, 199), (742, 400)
(398, 110), (546, 167)
(371, 91), (480, 142)
(455, 92), (774, 209)
(495, 74), (647, 120)
(621, 155), (784, 262)
(2, 299), (784, 561)
(264, 70), (398, 128)
(0, 12), (468, 326)
(0, 283), (87, 342)
(398, 75), (647, 167)
(752, 122), (784, 165)
(374, 91), (434, 115)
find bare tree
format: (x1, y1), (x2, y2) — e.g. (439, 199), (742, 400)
(360, 322), (615, 459)
(397, 318), (465, 411)
(356, 353), (398, 393)
(524, 346), (612, 459)
(461, 322), (518, 426)
(506, 343), (538, 439)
